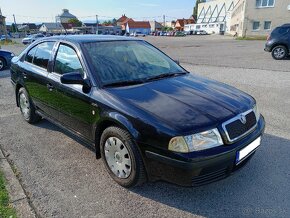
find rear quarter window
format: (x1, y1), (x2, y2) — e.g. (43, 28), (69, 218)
(272, 27), (290, 36)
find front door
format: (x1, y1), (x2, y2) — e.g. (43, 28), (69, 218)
(50, 43), (94, 140)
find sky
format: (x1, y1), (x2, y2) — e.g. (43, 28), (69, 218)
(1, 0), (196, 24)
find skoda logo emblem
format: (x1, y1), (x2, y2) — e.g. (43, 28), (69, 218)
(240, 114), (247, 124)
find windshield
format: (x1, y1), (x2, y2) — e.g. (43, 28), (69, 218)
(82, 40), (186, 86)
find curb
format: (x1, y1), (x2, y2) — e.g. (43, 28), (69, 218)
(0, 148), (37, 218)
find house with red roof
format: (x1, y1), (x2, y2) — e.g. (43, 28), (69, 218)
(175, 18), (195, 31)
(126, 21), (151, 35)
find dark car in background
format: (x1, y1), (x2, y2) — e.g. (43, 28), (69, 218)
(264, 24), (290, 60)
(10, 35), (265, 187)
(0, 49), (14, 71)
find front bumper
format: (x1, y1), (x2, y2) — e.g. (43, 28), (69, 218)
(144, 115), (265, 186)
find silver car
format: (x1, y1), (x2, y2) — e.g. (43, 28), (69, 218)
(22, 34), (45, 45)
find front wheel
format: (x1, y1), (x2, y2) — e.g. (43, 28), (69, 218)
(100, 126), (146, 187)
(271, 45), (287, 60)
(0, 57), (6, 71)
(18, 87), (41, 123)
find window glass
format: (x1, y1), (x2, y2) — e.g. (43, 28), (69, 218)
(82, 41), (185, 85)
(25, 46), (37, 63)
(33, 42), (55, 69)
(253, 21), (260, 30)
(256, 0), (261, 7)
(262, 0), (268, 6)
(54, 44), (84, 75)
(268, 0), (274, 6)
(264, 21), (271, 30)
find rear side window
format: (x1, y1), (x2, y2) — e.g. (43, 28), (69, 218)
(25, 46), (37, 63)
(33, 42), (55, 69)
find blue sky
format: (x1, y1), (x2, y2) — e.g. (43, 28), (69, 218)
(1, 0), (196, 24)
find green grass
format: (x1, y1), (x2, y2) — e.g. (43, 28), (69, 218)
(0, 40), (18, 46)
(236, 36), (267, 41)
(0, 171), (17, 218)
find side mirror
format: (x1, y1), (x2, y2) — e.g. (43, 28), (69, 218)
(174, 59), (180, 65)
(60, 72), (91, 93)
(61, 72), (85, 85)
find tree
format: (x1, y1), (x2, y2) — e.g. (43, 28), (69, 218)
(193, 0), (206, 21)
(11, 23), (18, 33)
(68, 18), (82, 27)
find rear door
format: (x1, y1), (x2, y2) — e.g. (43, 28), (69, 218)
(48, 43), (94, 140)
(20, 41), (56, 117)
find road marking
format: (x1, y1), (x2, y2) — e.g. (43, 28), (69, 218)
(0, 113), (20, 118)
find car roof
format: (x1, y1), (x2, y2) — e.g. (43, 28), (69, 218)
(44, 34), (141, 44)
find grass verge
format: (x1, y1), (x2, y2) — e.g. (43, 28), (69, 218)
(236, 36), (267, 40)
(0, 171), (17, 218)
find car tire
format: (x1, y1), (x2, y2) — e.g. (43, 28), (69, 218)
(0, 57), (6, 71)
(100, 126), (147, 187)
(18, 87), (41, 123)
(271, 45), (288, 60)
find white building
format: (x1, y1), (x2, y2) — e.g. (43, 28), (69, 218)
(197, 0), (238, 34)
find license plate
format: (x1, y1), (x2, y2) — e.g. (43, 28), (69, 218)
(236, 137), (261, 164)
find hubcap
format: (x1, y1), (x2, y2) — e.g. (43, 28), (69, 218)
(19, 93), (30, 119)
(274, 48), (285, 59)
(104, 137), (132, 179)
(0, 60), (3, 70)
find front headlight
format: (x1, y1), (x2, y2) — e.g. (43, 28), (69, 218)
(168, 128), (223, 153)
(253, 104), (260, 121)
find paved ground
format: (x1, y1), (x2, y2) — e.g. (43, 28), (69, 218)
(0, 36), (290, 217)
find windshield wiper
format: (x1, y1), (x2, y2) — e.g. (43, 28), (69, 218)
(146, 72), (188, 82)
(103, 79), (145, 88)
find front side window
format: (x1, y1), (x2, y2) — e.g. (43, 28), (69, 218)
(256, 0), (275, 7)
(33, 42), (55, 69)
(82, 41), (186, 85)
(253, 21), (260, 30)
(54, 44), (84, 75)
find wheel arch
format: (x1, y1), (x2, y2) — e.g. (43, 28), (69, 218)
(271, 43), (289, 53)
(94, 112), (140, 159)
(15, 83), (24, 107)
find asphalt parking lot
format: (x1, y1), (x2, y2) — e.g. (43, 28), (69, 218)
(0, 35), (290, 218)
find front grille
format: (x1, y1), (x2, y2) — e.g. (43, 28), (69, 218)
(192, 168), (228, 186)
(222, 110), (257, 143)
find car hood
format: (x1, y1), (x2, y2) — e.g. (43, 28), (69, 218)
(106, 74), (254, 133)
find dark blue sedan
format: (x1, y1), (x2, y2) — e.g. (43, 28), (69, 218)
(10, 35), (265, 187)
(0, 49), (14, 71)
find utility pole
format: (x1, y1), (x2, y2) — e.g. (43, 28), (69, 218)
(96, 15), (99, 35)
(13, 14), (18, 37)
(163, 15), (165, 27)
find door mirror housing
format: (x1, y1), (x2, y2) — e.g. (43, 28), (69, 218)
(60, 72), (91, 93)
(61, 72), (84, 85)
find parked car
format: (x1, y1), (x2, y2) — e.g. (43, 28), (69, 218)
(264, 24), (290, 60)
(22, 34), (45, 45)
(11, 35), (265, 187)
(0, 35), (12, 42)
(175, 31), (186, 37)
(0, 49), (14, 71)
(195, 30), (208, 35)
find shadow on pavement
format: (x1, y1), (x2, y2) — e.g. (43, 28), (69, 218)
(130, 133), (289, 217)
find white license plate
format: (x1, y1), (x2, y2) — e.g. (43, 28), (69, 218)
(236, 137), (261, 164)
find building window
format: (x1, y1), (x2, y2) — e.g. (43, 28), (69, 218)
(264, 21), (271, 30)
(256, 0), (275, 8)
(253, 21), (260, 30)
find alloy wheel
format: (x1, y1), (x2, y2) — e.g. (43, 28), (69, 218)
(19, 93), (30, 119)
(273, 47), (286, 59)
(0, 59), (4, 70)
(104, 137), (132, 179)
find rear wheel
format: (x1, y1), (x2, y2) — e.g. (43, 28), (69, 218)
(18, 87), (41, 123)
(100, 126), (146, 187)
(0, 57), (6, 71)
(271, 45), (287, 60)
